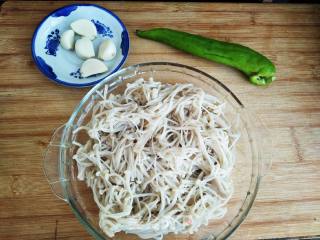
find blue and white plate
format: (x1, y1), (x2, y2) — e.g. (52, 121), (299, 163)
(32, 4), (130, 87)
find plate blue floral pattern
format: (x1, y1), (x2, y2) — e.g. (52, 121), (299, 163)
(36, 56), (57, 80)
(91, 20), (113, 38)
(31, 4), (130, 87)
(45, 29), (60, 56)
(70, 68), (83, 79)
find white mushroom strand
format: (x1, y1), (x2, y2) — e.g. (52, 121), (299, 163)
(72, 78), (239, 239)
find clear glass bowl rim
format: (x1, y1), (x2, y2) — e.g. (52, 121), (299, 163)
(58, 62), (263, 240)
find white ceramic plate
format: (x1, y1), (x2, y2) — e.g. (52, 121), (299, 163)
(32, 4), (130, 87)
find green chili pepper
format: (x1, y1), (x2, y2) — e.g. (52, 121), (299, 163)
(136, 28), (276, 85)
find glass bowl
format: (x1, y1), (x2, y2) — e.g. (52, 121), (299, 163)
(44, 62), (270, 240)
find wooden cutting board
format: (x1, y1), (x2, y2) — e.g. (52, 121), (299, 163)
(0, 1), (319, 239)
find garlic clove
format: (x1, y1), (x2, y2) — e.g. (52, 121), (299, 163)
(60, 29), (75, 50)
(80, 58), (108, 78)
(98, 39), (117, 61)
(75, 38), (95, 59)
(70, 19), (97, 40)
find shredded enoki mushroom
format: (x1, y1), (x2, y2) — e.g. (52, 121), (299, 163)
(72, 78), (239, 239)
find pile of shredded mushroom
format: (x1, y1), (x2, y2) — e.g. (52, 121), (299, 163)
(72, 78), (239, 239)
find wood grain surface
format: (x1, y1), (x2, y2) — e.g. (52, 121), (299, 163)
(0, 1), (320, 240)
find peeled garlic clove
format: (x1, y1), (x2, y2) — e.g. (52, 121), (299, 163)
(70, 19), (97, 40)
(60, 29), (75, 50)
(98, 39), (117, 61)
(80, 58), (108, 77)
(75, 38), (95, 59)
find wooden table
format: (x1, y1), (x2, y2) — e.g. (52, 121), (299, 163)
(1, 1), (320, 239)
